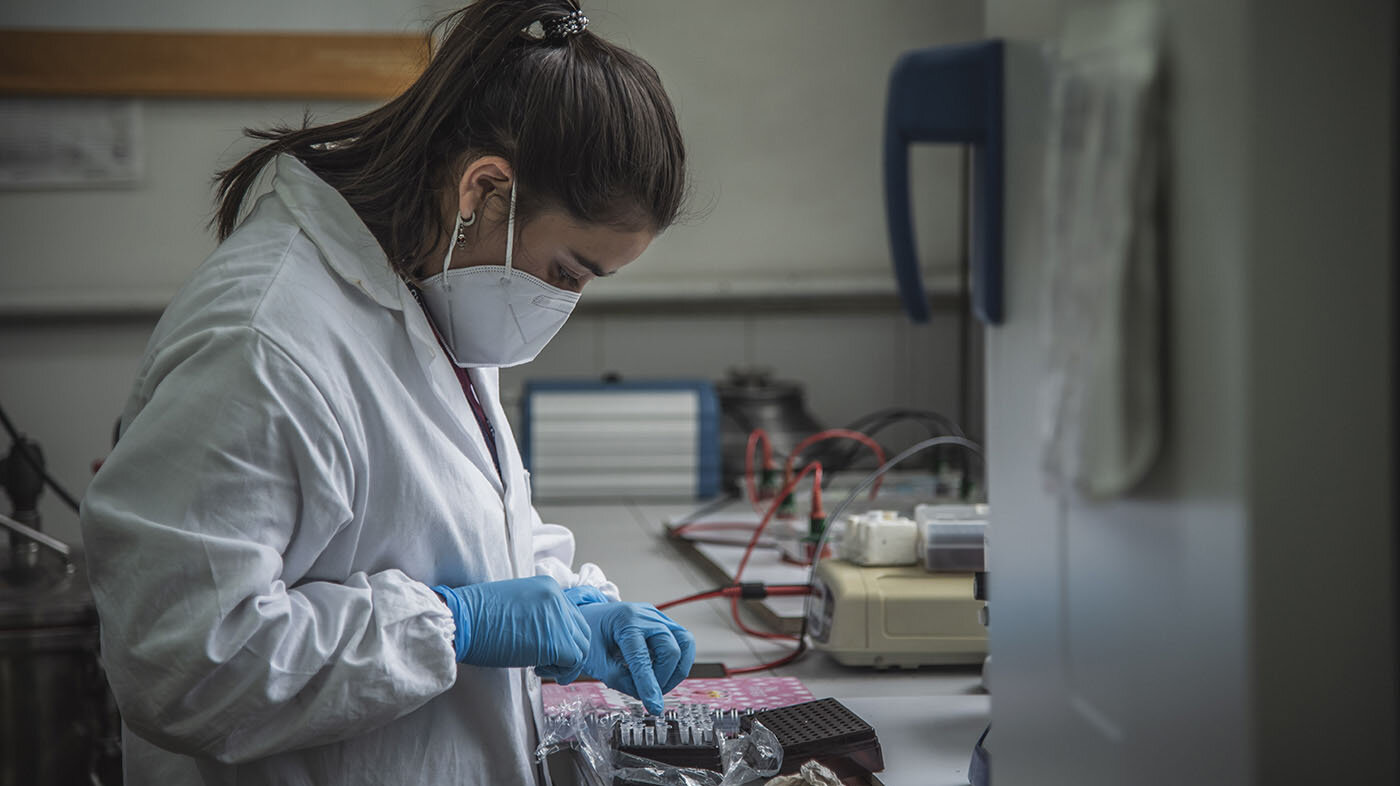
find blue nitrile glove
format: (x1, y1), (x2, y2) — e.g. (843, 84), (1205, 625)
(432, 576), (591, 683)
(569, 598), (697, 715)
(536, 585), (611, 684)
(562, 585), (612, 606)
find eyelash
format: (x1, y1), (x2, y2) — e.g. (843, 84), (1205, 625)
(555, 263), (583, 284)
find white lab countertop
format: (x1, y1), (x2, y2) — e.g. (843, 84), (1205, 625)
(538, 500), (988, 786)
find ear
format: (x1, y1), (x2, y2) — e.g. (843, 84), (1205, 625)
(457, 156), (514, 221)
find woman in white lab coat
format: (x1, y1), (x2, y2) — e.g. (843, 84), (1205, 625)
(78, 2), (694, 783)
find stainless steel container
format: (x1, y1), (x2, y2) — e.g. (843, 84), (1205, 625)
(716, 368), (824, 491)
(0, 547), (118, 785)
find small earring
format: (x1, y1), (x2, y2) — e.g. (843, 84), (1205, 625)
(455, 211), (477, 247)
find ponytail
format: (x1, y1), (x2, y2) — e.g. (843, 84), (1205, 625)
(211, 0), (685, 277)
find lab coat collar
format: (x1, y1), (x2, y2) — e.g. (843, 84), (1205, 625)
(271, 156), (492, 477)
(271, 154), (407, 313)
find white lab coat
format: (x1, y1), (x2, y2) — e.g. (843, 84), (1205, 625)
(80, 154), (618, 786)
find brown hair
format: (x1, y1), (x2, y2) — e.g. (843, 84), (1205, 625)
(212, 0), (686, 277)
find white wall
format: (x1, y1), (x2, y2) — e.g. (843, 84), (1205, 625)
(0, 1), (986, 544)
(0, 0), (437, 311)
(0, 1), (429, 543)
(584, 0), (981, 297)
(0, 98), (378, 313)
(0, 0), (983, 310)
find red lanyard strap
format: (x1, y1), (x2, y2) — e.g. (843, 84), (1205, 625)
(407, 284), (503, 478)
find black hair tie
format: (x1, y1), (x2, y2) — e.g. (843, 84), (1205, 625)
(541, 9), (589, 40)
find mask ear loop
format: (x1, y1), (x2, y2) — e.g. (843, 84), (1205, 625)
(430, 210), (463, 344)
(442, 212), (463, 287)
(502, 180), (517, 285)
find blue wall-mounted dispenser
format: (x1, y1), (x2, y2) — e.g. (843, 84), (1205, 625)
(884, 40), (1005, 324)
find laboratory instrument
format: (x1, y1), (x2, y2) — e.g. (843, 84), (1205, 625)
(836, 510), (920, 566)
(914, 502), (988, 572)
(522, 378), (720, 500)
(807, 558), (986, 668)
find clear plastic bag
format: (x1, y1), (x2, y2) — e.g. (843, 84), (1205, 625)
(537, 700), (783, 786)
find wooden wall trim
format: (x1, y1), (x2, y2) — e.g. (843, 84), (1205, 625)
(0, 29), (429, 99)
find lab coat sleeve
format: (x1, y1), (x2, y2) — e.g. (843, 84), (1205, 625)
(530, 509), (621, 601)
(80, 326), (457, 764)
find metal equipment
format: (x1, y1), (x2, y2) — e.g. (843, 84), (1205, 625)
(0, 437), (120, 785)
(715, 368), (823, 492)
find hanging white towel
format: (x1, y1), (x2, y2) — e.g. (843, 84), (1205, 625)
(1041, 1), (1166, 500)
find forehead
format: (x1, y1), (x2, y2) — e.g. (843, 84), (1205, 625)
(525, 210), (654, 274)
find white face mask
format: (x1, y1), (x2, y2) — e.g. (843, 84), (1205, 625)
(416, 182), (581, 368)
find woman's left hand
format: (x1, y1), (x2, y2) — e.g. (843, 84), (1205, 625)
(541, 594), (695, 714)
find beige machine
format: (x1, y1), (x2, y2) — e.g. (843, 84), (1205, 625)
(806, 558), (986, 668)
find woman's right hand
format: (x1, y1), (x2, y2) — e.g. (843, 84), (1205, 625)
(432, 575), (590, 681)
